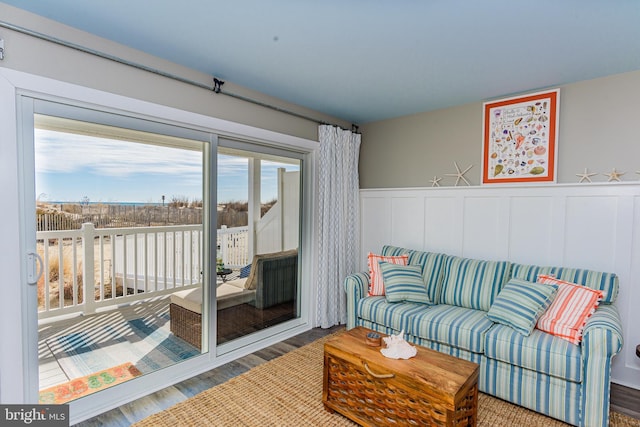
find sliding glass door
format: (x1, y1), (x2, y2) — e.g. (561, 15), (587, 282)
(17, 93), (312, 416)
(215, 141), (303, 347)
(24, 99), (212, 404)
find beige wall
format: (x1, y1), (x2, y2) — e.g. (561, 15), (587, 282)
(0, 4), (350, 141)
(360, 70), (640, 188)
(4, 4), (639, 186)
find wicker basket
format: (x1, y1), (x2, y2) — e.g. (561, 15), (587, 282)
(325, 355), (476, 426)
(169, 303), (202, 350)
(323, 327), (478, 427)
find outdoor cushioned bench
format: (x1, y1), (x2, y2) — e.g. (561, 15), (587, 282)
(170, 249), (298, 349)
(345, 244), (623, 427)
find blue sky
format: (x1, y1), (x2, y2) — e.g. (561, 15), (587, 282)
(35, 129), (297, 204)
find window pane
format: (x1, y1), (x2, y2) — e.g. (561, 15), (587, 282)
(216, 146), (301, 345)
(35, 114), (206, 402)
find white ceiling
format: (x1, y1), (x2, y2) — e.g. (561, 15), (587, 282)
(2, 1), (640, 124)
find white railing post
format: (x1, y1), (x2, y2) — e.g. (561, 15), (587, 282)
(81, 222), (97, 315)
(220, 225), (228, 266)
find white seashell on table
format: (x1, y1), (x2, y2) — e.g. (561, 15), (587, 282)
(380, 330), (417, 359)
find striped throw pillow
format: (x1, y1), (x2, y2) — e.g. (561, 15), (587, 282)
(367, 253), (408, 296)
(486, 278), (558, 336)
(536, 274), (604, 344)
(380, 262), (431, 304)
(380, 245), (447, 303)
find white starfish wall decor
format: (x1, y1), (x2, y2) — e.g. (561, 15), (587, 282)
(445, 162), (473, 186)
(576, 168), (597, 183)
(603, 168), (625, 182)
(429, 176), (442, 187)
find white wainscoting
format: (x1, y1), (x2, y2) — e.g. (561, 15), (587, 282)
(360, 183), (640, 390)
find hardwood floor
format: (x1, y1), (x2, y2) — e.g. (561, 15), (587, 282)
(40, 295), (297, 391)
(611, 383), (640, 420)
(73, 326), (640, 426)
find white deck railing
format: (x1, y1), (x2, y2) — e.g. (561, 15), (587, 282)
(218, 225), (249, 268)
(36, 223), (249, 320)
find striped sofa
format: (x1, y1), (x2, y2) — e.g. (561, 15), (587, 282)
(344, 245), (623, 427)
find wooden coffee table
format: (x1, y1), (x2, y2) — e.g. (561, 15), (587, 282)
(323, 326), (479, 426)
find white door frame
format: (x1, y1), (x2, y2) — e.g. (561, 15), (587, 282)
(0, 68), (319, 423)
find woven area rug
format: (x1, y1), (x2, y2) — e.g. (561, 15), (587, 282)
(39, 362), (141, 404)
(46, 313), (199, 379)
(133, 333), (640, 427)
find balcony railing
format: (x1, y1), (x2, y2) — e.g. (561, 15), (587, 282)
(36, 223), (249, 320)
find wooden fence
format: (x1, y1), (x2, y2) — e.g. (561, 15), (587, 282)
(37, 205), (204, 231)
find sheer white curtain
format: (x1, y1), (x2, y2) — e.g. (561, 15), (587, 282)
(316, 125), (361, 328)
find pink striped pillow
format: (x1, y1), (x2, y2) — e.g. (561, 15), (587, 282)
(367, 253), (408, 296)
(536, 274), (603, 344)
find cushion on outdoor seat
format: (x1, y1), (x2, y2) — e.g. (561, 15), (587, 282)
(170, 288), (202, 314)
(357, 296), (431, 333)
(216, 282), (255, 309)
(171, 280), (256, 312)
(405, 304), (494, 353)
(224, 278), (247, 289)
(484, 324), (582, 382)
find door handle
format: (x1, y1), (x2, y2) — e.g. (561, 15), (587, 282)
(27, 251), (43, 285)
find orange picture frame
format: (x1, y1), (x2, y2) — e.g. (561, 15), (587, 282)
(482, 89), (559, 184)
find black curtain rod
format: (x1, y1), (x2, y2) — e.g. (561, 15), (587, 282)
(0, 20), (355, 132)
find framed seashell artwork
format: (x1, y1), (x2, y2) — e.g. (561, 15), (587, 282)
(482, 89), (559, 184)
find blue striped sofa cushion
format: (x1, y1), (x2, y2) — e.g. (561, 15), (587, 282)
(356, 296), (430, 333)
(484, 324), (582, 382)
(381, 245), (446, 305)
(511, 263), (619, 303)
(405, 304), (494, 353)
(439, 256), (511, 311)
(380, 263), (432, 304)
(486, 278), (558, 336)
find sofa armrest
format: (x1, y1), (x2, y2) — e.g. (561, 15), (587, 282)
(580, 304), (623, 427)
(582, 304), (623, 351)
(344, 271), (369, 330)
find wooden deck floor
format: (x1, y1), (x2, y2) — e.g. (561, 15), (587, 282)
(39, 296), (178, 390)
(39, 294), (297, 390)
(72, 325), (344, 426)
